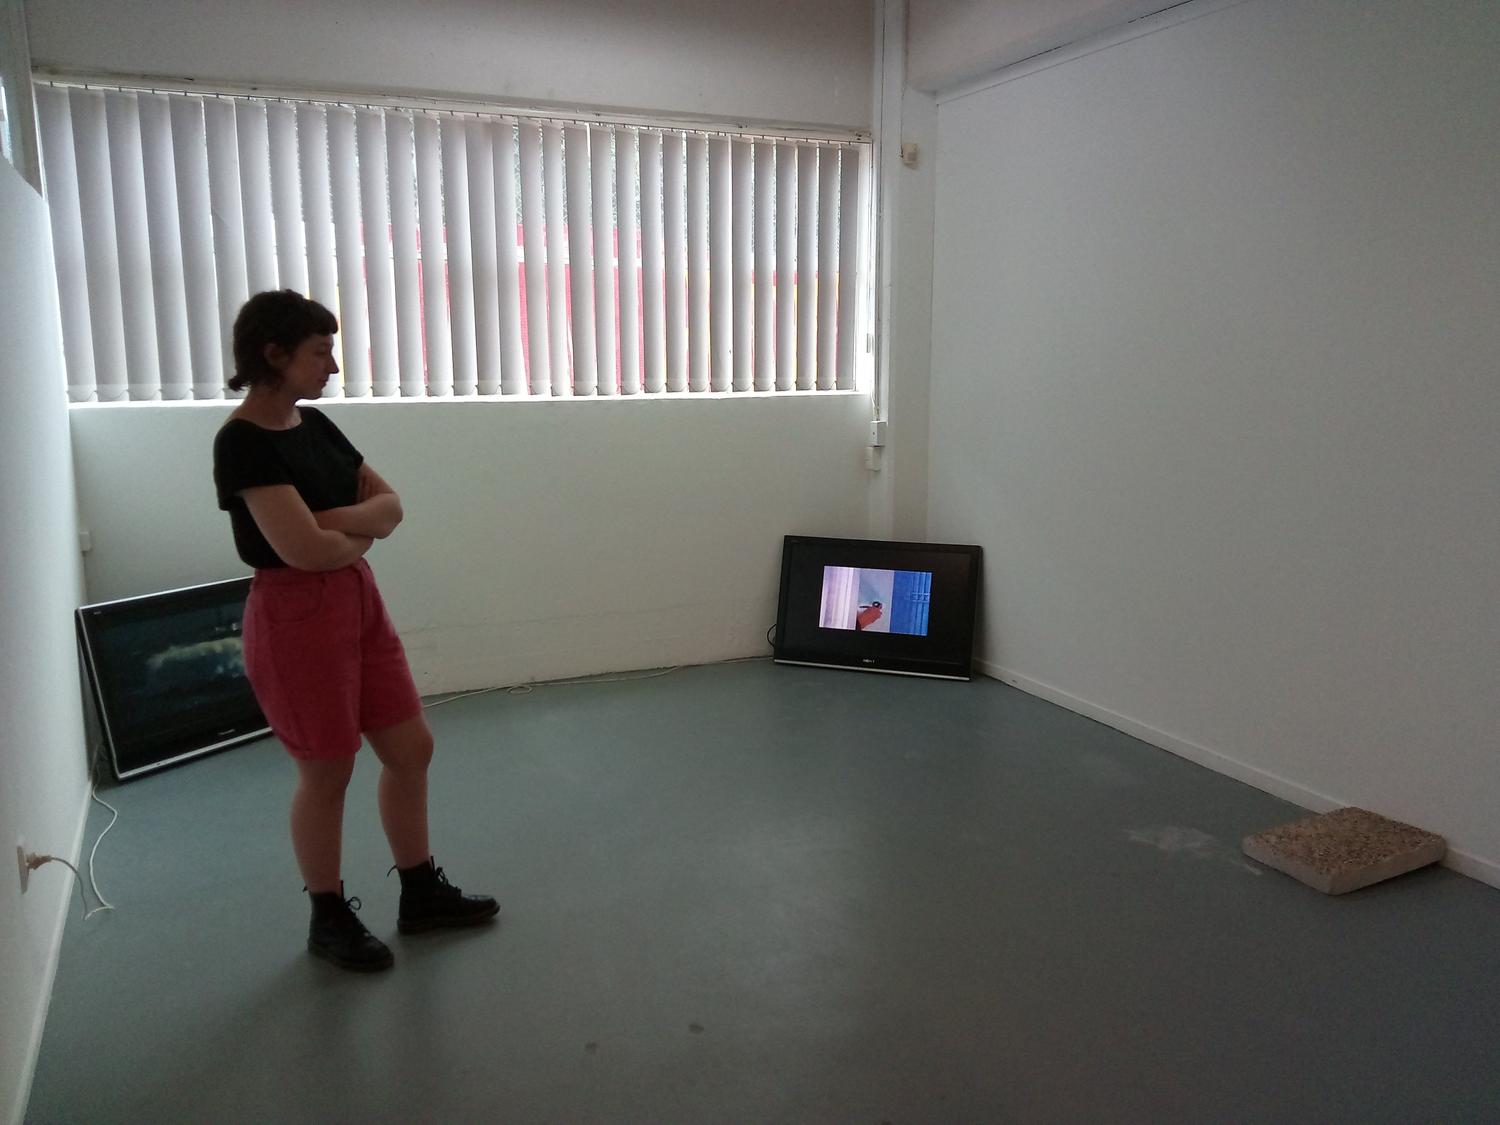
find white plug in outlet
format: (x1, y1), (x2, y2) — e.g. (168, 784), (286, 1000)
(16, 842), (28, 893)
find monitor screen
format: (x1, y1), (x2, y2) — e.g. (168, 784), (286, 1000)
(818, 566), (932, 636)
(77, 578), (269, 780)
(774, 536), (982, 680)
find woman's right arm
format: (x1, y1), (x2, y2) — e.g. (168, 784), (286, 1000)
(240, 485), (373, 571)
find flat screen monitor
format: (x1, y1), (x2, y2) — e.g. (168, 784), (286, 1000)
(773, 535), (982, 680)
(77, 577), (269, 780)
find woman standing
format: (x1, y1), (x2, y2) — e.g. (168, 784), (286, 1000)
(213, 290), (496, 972)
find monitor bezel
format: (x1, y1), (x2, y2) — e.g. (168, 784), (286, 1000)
(772, 535), (983, 681)
(76, 576), (270, 781)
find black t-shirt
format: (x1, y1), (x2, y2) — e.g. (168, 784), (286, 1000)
(213, 407), (364, 569)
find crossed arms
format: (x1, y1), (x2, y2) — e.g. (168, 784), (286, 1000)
(239, 463), (404, 572)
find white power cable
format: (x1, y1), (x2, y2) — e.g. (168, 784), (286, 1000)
(84, 786), (119, 916)
(24, 854), (95, 921)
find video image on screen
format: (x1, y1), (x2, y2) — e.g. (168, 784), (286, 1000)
(819, 566), (932, 636)
(93, 604), (251, 728)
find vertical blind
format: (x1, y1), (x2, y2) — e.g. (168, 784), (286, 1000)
(35, 82), (871, 403)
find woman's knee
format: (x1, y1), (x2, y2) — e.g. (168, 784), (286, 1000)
(368, 716), (434, 774)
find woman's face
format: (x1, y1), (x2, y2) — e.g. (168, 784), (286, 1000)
(269, 334), (339, 399)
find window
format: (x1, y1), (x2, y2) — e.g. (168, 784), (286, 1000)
(36, 82), (871, 403)
(0, 0), (41, 192)
(0, 81), (13, 169)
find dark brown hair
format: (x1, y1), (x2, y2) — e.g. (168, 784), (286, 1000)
(228, 290), (339, 391)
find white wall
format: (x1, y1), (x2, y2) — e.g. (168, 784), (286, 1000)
(71, 395), (873, 691)
(26, 0), (873, 130)
(0, 158), (91, 1125)
(928, 0), (1500, 878)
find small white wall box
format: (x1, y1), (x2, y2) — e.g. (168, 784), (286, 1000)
(77, 578), (270, 780)
(1242, 807), (1446, 894)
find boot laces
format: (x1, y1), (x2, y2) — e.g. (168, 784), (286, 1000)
(306, 887), (365, 916)
(310, 892), (373, 940)
(428, 866), (463, 901)
(388, 861), (462, 898)
(334, 895), (371, 935)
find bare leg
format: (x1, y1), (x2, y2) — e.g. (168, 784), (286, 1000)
(290, 755), (357, 893)
(367, 714), (434, 869)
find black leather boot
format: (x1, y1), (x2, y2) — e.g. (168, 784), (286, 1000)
(308, 886), (394, 971)
(393, 858), (499, 934)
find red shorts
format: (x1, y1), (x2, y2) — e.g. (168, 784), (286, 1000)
(242, 559), (422, 760)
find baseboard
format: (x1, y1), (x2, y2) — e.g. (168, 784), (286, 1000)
(11, 783), (94, 1125)
(406, 609), (774, 697)
(1439, 848), (1500, 888)
(976, 660), (1500, 891)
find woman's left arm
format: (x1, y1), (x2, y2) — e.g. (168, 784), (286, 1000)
(315, 463), (404, 539)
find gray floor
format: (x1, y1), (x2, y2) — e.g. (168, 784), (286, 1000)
(26, 661), (1500, 1123)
